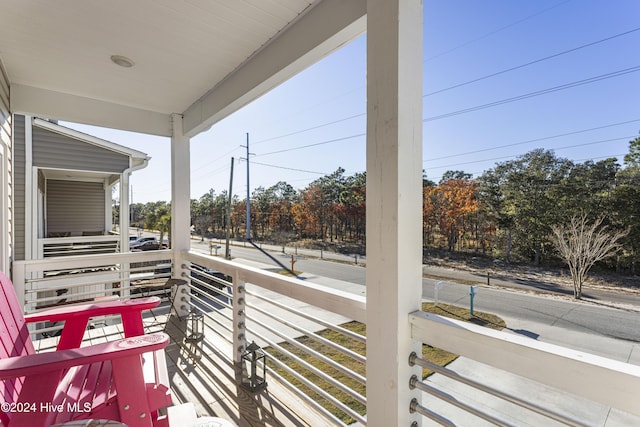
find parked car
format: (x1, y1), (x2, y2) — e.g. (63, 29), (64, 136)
(130, 240), (168, 251)
(129, 236), (158, 248)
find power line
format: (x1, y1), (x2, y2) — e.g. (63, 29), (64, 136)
(424, 25), (640, 97)
(185, 4), (635, 163)
(252, 113), (365, 146)
(423, 118), (640, 162)
(258, 117), (634, 162)
(423, 65), (640, 122)
(430, 153), (628, 184)
(424, 0), (573, 63)
(424, 136), (631, 171)
(191, 146), (242, 173)
(256, 133), (366, 157)
(245, 58), (639, 151)
(229, 26), (639, 150)
(191, 164), (230, 181)
(251, 161), (328, 175)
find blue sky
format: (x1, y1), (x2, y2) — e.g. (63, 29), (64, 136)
(66, 0), (640, 204)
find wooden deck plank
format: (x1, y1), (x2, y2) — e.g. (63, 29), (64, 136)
(32, 310), (337, 427)
(163, 314), (333, 427)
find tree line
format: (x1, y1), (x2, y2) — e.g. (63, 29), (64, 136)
(186, 167), (366, 246)
(129, 138), (640, 273)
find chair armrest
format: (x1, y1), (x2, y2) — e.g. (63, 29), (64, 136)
(0, 332), (169, 380)
(24, 297), (161, 323)
(24, 297), (162, 348)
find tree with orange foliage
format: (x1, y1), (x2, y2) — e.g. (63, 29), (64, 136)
(292, 184), (324, 238)
(436, 178), (479, 251)
(422, 184), (438, 246)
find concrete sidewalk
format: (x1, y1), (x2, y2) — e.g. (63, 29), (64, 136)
(423, 316), (640, 427)
(205, 236), (366, 265)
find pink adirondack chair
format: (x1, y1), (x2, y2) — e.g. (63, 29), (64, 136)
(0, 272), (173, 427)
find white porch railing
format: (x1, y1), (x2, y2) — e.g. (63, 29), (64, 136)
(13, 250), (173, 316)
(183, 250), (367, 425)
(13, 248), (640, 426)
(37, 235), (121, 258)
(409, 311), (640, 426)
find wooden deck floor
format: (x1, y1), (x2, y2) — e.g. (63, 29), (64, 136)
(34, 304), (336, 427)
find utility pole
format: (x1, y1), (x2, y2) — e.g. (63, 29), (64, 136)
(225, 157), (234, 259)
(240, 133), (253, 241)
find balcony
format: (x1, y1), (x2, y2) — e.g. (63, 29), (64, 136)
(4, 1), (640, 426)
(12, 248), (640, 426)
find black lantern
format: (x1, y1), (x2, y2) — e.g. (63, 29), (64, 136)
(185, 311), (204, 343)
(241, 341), (267, 392)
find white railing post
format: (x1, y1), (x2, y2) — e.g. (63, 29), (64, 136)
(171, 280), (191, 319)
(366, 0), (424, 425)
(233, 270), (247, 364)
(171, 114), (191, 283)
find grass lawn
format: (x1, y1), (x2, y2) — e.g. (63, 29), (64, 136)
(264, 302), (505, 424)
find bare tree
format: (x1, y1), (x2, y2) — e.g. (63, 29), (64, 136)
(551, 214), (628, 299)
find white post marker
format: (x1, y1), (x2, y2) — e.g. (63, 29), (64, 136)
(434, 281), (445, 307)
(470, 285), (479, 315)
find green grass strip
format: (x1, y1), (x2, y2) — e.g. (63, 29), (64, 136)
(265, 303), (505, 424)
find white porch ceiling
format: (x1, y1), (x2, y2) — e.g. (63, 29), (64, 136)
(0, 0), (366, 137)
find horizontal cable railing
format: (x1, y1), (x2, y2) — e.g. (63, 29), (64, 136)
(246, 289), (366, 346)
(409, 352), (588, 426)
(268, 367), (348, 426)
(256, 334), (366, 425)
(183, 250), (367, 426)
(182, 262), (235, 342)
(244, 284), (367, 425)
(246, 311), (366, 397)
(409, 310), (640, 424)
(184, 251), (366, 323)
(409, 357), (589, 427)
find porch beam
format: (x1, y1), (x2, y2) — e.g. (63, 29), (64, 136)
(365, 0), (424, 426)
(181, 0), (366, 138)
(170, 114), (191, 279)
(11, 84), (172, 137)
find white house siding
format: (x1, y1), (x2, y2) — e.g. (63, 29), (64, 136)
(0, 60), (11, 270)
(12, 115), (25, 260)
(12, 114), (134, 259)
(32, 124), (129, 172)
(46, 180), (105, 236)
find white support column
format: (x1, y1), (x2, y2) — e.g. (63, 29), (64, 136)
(171, 114), (191, 278)
(119, 172), (130, 249)
(119, 172), (131, 295)
(104, 178), (112, 234)
(365, 0), (423, 426)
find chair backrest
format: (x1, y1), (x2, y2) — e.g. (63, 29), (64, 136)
(0, 271), (35, 426)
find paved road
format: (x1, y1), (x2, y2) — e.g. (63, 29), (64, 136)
(197, 236), (640, 305)
(190, 239), (640, 344)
